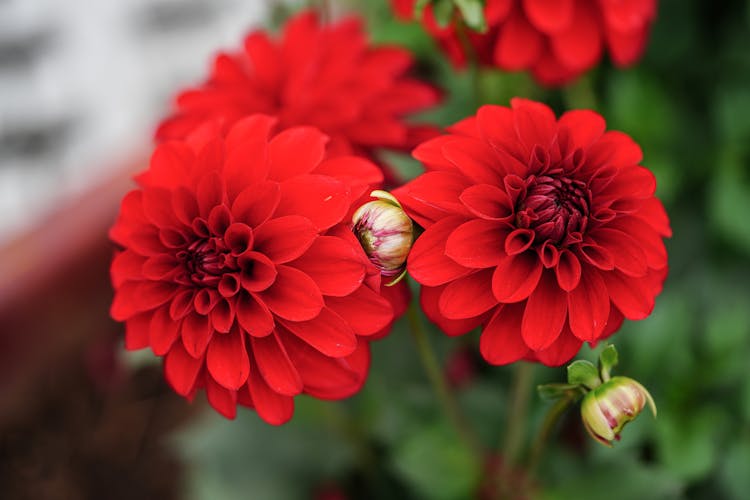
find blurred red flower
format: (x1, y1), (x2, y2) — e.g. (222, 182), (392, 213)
(156, 10), (440, 183)
(110, 115), (399, 424)
(395, 99), (670, 366)
(392, 0), (657, 86)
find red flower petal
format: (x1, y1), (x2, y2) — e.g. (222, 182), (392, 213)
(110, 250), (145, 288)
(442, 137), (504, 185)
(288, 236), (365, 297)
(459, 184), (514, 221)
(181, 312), (213, 358)
(254, 215), (318, 264)
(247, 355), (294, 425)
(250, 333), (303, 396)
(124, 312), (151, 350)
(196, 171), (227, 218)
(236, 291), (275, 337)
(591, 228), (648, 277)
(150, 306), (180, 355)
(531, 325), (582, 366)
(420, 285), (489, 337)
(231, 181), (281, 228)
(492, 251), (543, 302)
(479, 303), (529, 365)
(276, 175), (350, 231)
(282, 330), (367, 400)
(207, 326), (250, 390)
(280, 307), (357, 357)
(325, 285), (394, 336)
(164, 342), (203, 396)
(550, 0), (602, 71)
(555, 249), (582, 291)
(494, 7), (543, 70)
(260, 265), (324, 321)
(238, 251), (277, 292)
(521, 271), (567, 350)
(522, 0), (574, 34)
(211, 299), (235, 333)
(510, 98), (558, 151)
(408, 216), (473, 286)
(603, 270), (656, 320)
(268, 126), (328, 181)
(439, 269), (498, 320)
(567, 268), (610, 341)
(445, 219), (506, 269)
(206, 375), (238, 419)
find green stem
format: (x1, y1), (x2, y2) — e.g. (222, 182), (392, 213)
(406, 301), (482, 456)
(501, 362), (535, 466)
(528, 395), (576, 474)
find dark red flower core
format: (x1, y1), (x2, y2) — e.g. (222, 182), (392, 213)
(392, 0), (658, 86)
(516, 174), (590, 245)
(110, 115), (403, 424)
(395, 99), (671, 367)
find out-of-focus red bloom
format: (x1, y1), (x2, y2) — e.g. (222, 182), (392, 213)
(156, 10), (440, 183)
(110, 115), (400, 424)
(392, 0), (657, 86)
(395, 99), (670, 366)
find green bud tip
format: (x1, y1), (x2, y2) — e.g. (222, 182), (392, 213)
(580, 376), (657, 447)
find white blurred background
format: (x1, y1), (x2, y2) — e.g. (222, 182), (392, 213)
(0, 0), (277, 243)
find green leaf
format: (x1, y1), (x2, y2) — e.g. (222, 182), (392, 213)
(537, 383), (584, 401)
(455, 0), (487, 32)
(413, 0), (431, 18)
(391, 423), (481, 500)
(431, 0), (455, 27)
(567, 360), (601, 389)
(598, 345), (619, 381)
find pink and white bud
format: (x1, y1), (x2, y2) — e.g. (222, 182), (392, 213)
(581, 376), (657, 447)
(352, 190), (414, 279)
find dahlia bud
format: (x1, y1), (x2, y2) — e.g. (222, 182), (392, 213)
(352, 190), (414, 284)
(580, 376), (657, 447)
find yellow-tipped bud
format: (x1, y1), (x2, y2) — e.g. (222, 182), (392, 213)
(580, 376), (657, 447)
(352, 190), (414, 280)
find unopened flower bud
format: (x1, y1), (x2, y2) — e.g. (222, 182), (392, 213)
(352, 190), (414, 281)
(580, 376), (656, 447)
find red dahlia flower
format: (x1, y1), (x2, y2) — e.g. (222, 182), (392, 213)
(394, 98), (670, 366)
(156, 11), (440, 183)
(392, 0), (657, 86)
(110, 115), (399, 424)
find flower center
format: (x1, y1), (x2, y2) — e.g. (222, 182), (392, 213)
(179, 238), (234, 286)
(516, 175), (590, 246)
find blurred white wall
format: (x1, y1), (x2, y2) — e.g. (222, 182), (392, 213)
(0, 0), (277, 243)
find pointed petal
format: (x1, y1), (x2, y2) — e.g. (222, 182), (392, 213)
(280, 307), (357, 358)
(260, 265), (324, 321)
(250, 333), (303, 396)
(492, 251), (543, 302)
(164, 342), (203, 396)
(567, 268), (610, 341)
(479, 303), (529, 365)
(521, 271), (567, 350)
(439, 269), (498, 320)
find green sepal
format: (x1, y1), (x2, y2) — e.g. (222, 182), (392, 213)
(537, 383), (585, 401)
(567, 360), (602, 390)
(455, 0), (487, 32)
(598, 344), (619, 382)
(413, 0), (431, 19)
(431, 0), (455, 27)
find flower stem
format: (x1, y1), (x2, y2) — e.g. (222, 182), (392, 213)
(528, 394), (575, 473)
(406, 301), (482, 456)
(501, 362), (535, 466)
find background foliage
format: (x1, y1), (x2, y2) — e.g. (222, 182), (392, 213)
(168, 0), (750, 498)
